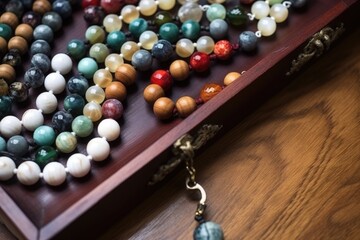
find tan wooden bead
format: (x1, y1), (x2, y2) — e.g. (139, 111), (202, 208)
(169, 60), (190, 81)
(15, 24), (33, 42)
(0, 37), (7, 55)
(0, 12), (19, 30)
(224, 72), (241, 86)
(105, 81), (127, 101)
(153, 97), (175, 120)
(8, 36), (28, 55)
(143, 84), (165, 104)
(176, 96), (197, 118)
(114, 63), (137, 86)
(0, 79), (9, 95)
(0, 64), (16, 84)
(33, 0), (52, 15)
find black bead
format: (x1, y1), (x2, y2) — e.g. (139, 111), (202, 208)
(52, 110), (74, 132)
(290, 0), (308, 9)
(6, 0), (24, 18)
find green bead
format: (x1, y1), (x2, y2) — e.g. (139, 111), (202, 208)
(0, 24), (13, 41)
(89, 43), (109, 63)
(269, 0), (283, 5)
(226, 6), (248, 27)
(85, 25), (106, 44)
(159, 23), (179, 44)
(0, 96), (12, 119)
(34, 146), (58, 169)
(181, 20), (200, 41)
(72, 115), (93, 138)
(33, 125), (56, 146)
(106, 31), (126, 52)
(0, 136), (6, 151)
(206, 3), (226, 21)
(56, 132), (77, 153)
(129, 18), (148, 39)
(78, 57), (98, 79)
(67, 39), (86, 60)
(154, 11), (173, 27)
(64, 94), (85, 116)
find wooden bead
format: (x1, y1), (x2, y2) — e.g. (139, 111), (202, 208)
(15, 24), (33, 42)
(105, 81), (127, 101)
(153, 97), (175, 120)
(0, 37), (7, 55)
(200, 83), (223, 102)
(0, 64), (16, 84)
(0, 79), (9, 95)
(169, 60), (190, 81)
(8, 36), (28, 55)
(176, 96), (197, 118)
(0, 12), (19, 30)
(33, 0), (52, 15)
(224, 72), (241, 86)
(114, 63), (136, 86)
(143, 84), (165, 104)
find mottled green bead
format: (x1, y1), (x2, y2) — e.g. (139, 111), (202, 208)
(89, 43), (109, 63)
(72, 115), (93, 137)
(0, 24), (13, 41)
(269, 0), (283, 5)
(106, 31), (126, 52)
(85, 25), (106, 44)
(34, 146), (58, 169)
(0, 96), (12, 119)
(154, 11), (173, 27)
(0, 136), (6, 151)
(181, 20), (200, 41)
(129, 18), (148, 39)
(78, 57), (98, 79)
(33, 125), (56, 146)
(64, 94), (85, 116)
(159, 23), (179, 43)
(56, 132), (77, 153)
(67, 39), (86, 60)
(226, 6), (248, 27)
(206, 3), (226, 21)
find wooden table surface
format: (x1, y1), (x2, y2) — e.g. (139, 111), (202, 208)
(1, 28), (360, 240)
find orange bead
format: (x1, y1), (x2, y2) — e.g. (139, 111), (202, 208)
(153, 97), (175, 120)
(114, 63), (137, 86)
(33, 0), (52, 15)
(0, 64), (16, 84)
(8, 36), (28, 55)
(169, 60), (190, 81)
(200, 83), (222, 102)
(105, 81), (127, 101)
(223, 72), (241, 86)
(143, 84), (165, 104)
(15, 24), (33, 42)
(176, 96), (197, 118)
(0, 12), (19, 30)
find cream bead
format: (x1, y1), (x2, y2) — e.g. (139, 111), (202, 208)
(121, 41), (140, 61)
(51, 53), (73, 75)
(270, 3), (288, 23)
(66, 153), (91, 178)
(176, 38), (195, 58)
(93, 69), (113, 88)
(43, 162), (66, 186)
(251, 1), (270, 20)
(196, 36), (215, 54)
(83, 102), (102, 122)
(44, 72), (66, 94)
(36, 92), (58, 114)
(121, 5), (140, 24)
(158, 0), (176, 10)
(17, 161), (41, 185)
(0, 157), (16, 181)
(97, 119), (121, 141)
(87, 137), (110, 161)
(178, 2), (203, 22)
(105, 54), (124, 73)
(139, 31), (158, 50)
(103, 14), (122, 32)
(139, 0), (157, 16)
(257, 17), (277, 36)
(0, 116), (22, 138)
(22, 109), (44, 131)
(86, 85), (105, 104)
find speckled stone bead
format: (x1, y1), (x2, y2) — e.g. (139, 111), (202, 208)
(152, 40), (174, 62)
(132, 50), (153, 71)
(129, 18), (148, 39)
(9, 82), (28, 102)
(159, 23), (179, 43)
(34, 146), (58, 169)
(52, 0), (72, 19)
(3, 50), (22, 68)
(52, 110), (74, 132)
(209, 19), (228, 40)
(42, 11), (63, 32)
(0, 96), (12, 119)
(83, 6), (105, 25)
(64, 94), (86, 116)
(67, 39), (86, 60)
(226, 6), (248, 27)
(200, 83), (222, 102)
(24, 66), (45, 88)
(31, 53), (51, 74)
(56, 132), (77, 153)
(7, 135), (29, 157)
(0, 137), (6, 151)
(31, 39), (51, 56)
(106, 31), (126, 52)
(71, 115), (93, 137)
(101, 99), (123, 120)
(33, 125), (56, 146)
(33, 24), (54, 42)
(239, 31), (258, 52)
(67, 75), (89, 96)
(78, 57), (98, 79)
(193, 221), (224, 240)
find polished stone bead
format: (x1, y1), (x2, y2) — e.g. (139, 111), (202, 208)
(82, 0), (101, 9)
(85, 85), (105, 104)
(129, 18), (148, 39)
(71, 115), (93, 137)
(83, 6), (105, 25)
(103, 14), (122, 33)
(34, 146), (58, 169)
(31, 53), (51, 74)
(200, 83), (222, 102)
(138, 0), (157, 16)
(0, 96), (12, 119)
(83, 102), (102, 122)
(150, 70), (172, 91)
(209, 19), (228, 40)
(64, 94), (86, 116)
(3, 50), (22, 68)
(270, 3), (289, 23)
(0, 23), (13, 41)
(101, 99), (123, 120)
(67, 75), (89, 96)
(93, 69), (112, 88)
(159, 22), (179, 43)
(251, 1), (270, 20)
(257, 17), (276, 36)
(121, 4), (140, 24)
(21, 109), (44, 131)
(67, 39), (86, 60)
(56, 132), (77, 153)
(196, 36), (215, 54)
(131, 50), (153, 71)
(154, 11), (173, 27)
(120, 41), (140, 61)
(85, 25), (106, 44)
(189, 52), (211, 72)
(52, 0), (72, 19)
(139, 30), (158, 50)
(176, 38), (195, 58)
(52, 110), (74, 132)
(193, 221), (224, 240)
(153, 97), (175, 120)
(9, 82), (28, 102)
(89, 43), (109, 63)
(33, 24), (53, 42)
(239, 31), (258, 52)
(24, 67), (45, 88)
(178, 2), (203, 23)
(31, 39), (51, 56)
(290, 0), (308, 9)
(33, 125), (56, 146)
(226, 6), (248, 27)
(106, 31), (126, 52)
(214, 40), (233, 60)
(78, 57), (98, 79)
(7, 135), (28, 157)
(42, 11), (63, 32)
(6, 0), (24, 17)
(181, 20), (200, 41)
(22, 11), (41, 28)
(97, 118), (120, 141)
(206, 3), (226, 21)
(0, 137), (6, 151)
(105, 54), (124, 73)
(152, 40), (173, 62)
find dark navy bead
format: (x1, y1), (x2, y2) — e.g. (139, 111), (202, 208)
(9, 82), (28, 102)
(0, 96), (12, 120)
(131, 50), (153, 71)
(67, 75), (89, 96)
(52, 110), (74, 132)
(31, 53), (51, 74)
(3, 50), (22, 68)
(7, 135), (28, 157)
(33, 24), (54, 43)
(239, 31), (258, 52)
(152, 40), (174, 62)
(42, 11), (63, 32)
(53, 0), (73, 19)
(22, 11), (41, 28)
(24, 67), (45, 88)
(6, 0), (24, 18)
(31, 39), (51, 56)
(194, 221), (224, 240)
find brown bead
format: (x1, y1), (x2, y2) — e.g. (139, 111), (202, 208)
(153, 97), (175, 120)
(0, 79), (9, 96)
(224, 72), (241, 86)
(8, 36), (28, 55)
(176, 96), (197, 118)
(0, 64), (16, 84)
(0, 37), (7, 56)
(169, 60), (190, 81)
(15, 24), (33, 42)
(33, 0), (52, 15)
(0, 12), (19, 30)
(105, 81), (127, 101)
(143, 84), (165, 105)
(114, 63), (137, 86)
(200, 83), (223, 102)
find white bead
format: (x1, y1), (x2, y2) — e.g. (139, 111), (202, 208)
(0, 157), (16, 181)
(251, 1), (270, 20)
(97, 119), (121, 141)
(178, 2), (203, 22)
(22, 109), (44, 131)
(17, 161), (41, 185)
(51, 53), (73, 75)
(86, 137), (110, 161)
(176, 38), (195, 58)
(36, 92), (58, 114)
(44, 72), (66, 94)
(158, 0), (176, 10)
(66, 153), (91, 178)
(257, 17), (277, 37)
(43, 162), (67, 186)
(270, 3), (288, 23)
(139, 31), (158, 50)
(196, 36), (215, 54)
(0, 116), (22, 138)
(139, 0), (157, 16)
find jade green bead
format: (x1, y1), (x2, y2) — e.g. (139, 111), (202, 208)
(226, 6), (248, 27)
(89, 43), (109, 63)
(78, 57), (98, 79)
(206, 3), (226, 21)
(159, 23), (179, 43)
(129, 18), (148, 39)
(181, 20), (200, 41)
(85, 25), (106, 44)
(67, 39), (86, 60)
(34, 146), (58, 168)
(154, 11), (173, 27)
(33, 125), (56, 146)
(106, 31), (126, 52)
(0, 137), (6, 151)
(0, 24), (13, 41)
(269, 0), (283, 5)
(71, 115), (93, 138)
(56, 132), (77, 153)
(64, 94), (86, 116)
(0, 96), (12, 119)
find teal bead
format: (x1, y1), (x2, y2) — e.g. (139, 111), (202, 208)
(181, 20), (200, 41)
(85, 25), (106, 44)
(159, 23), (179, 44)
(106, 31), (126, 51)
(194, 221), (224, 240)
(154, 11), (173, 27)
(67, 39), (86, 60)
(33, 125), (56, 146)
(129, 18), (148, 39)
(0, 137), (6, 151)
(34, 146), (58, 169)
(226, 6), (248, 27)
(56, 132), (77, 153)
(206, 4), (226, 22)
(64, 94), (85, 116)
(71, 115), (93, 137)
(78, 57), (98, 79)
(0, 96), (12, 119)
(0, 24), (13, 41)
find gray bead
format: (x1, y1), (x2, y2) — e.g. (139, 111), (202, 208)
(31, 53), (51, 74)
(33, 24), (54, 43)
(239, 31), (258, 52)
(31, 40), (51, 57)
(7, 135), (29, 157)
(132, 50), (153, 71)
(24, 67), (45, 88)
(42, 11), (63, 32)
(194, 221), (224, 240)
(210, 19), (228, 40)
(152, 40), (173, 62)
(0, 136), (6, 151)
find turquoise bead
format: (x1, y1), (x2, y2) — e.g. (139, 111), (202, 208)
(67, 39), (86, 60)
(129, 18), (148, 39)
(34, 146), (58, 168)
(106, 31), (126, 52)
(72, 115), (93, 137)
(64, 94), (85, 116)
(0, 137), (6, 151)
(159, 23), (179, 43)
(33, 125), (56, 146)
(56, 132), (77, 153)
(0, 96), (12, 119)
(78, 57), (98, 79)
(206, 4), (226, 22)
(0, 23), (13, 41)
(181, 20), (200, 41)
(194, 221), (224, 240)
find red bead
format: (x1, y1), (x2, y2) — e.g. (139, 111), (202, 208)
(100, 0), (125, 14)
(82, 0), (100, 8)
(214, 40), (233, 60)
(189, 52), (211, 72)
(199, 83), (222, 102)
(150, 70), (173, 91)
(240, 0), (255, 4)
(102, 99), (124, 120)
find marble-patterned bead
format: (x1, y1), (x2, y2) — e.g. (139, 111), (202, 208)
(176, 96), (197, 118)
(3, 51), (22, 68)
(15, 23), (33, 42)
(56, 132), (77, 153)
(42, 11), (63, 32)
(193, 221), (224, 240)
(138, 0), (157, 16)
(36, 92), (58, 114)
(44, 71), (66, 94)
(152, 40), (174, 62)
(178, 2), (203, 23)
(52, 110), (74, 132)
(132, 50), (153, 71)
(31, 53), (51, 74)
(24, 67), (45, 88)
(33, 24), (54, 42)
(66, 153), (91, 178)
(0, 137), (6, 151)
(33, 125), (56, 146)
(153, 97), (175, 120)
(9, 82), (28, 102)
(52, 0), (72, 19)
(176, 38), (195, 58)
(86, 85), (105, 104)
(159, 22), (179, 44)
(270, 3), (289, 23)
(209, 19), (228, 40)
(34, 146), (58, 169)
(143, 84), (165, 104)
(43, 162), (67, 186)
(129, 18), (148, 39)
(239, 31), (258, 52)
(169, 60), (189, 81)
(17, 161), (41, 185)
(121, 5), (140, 24)
(206, 3), (226, 21)
(181, 20), (200, 41)
(104, 53), (124, 73)
(64, 94), (86, 116)
(67, 39), (86, 60)
(139, 30), (158, 50)
(7, 135), (28, 157)
(51, 53), (73, 75)
(0, 156), (16, 181)
(93, 69), (112, 88)
(83, 102), (102, 122)
(101, 99), (123, 120)
(103, 14), (122, 33)
(251, 1), (270, 20)
(114, 63), (137, 86)
(120, 41), (140, 62)
(31, 39), (51, 56)
(78, 57), (98, 79)
(106, 31), (126, 52)
(67, 75), (89, 96)
(257, 17), (276, 36)
(97, 118), (121, 141)
(85, 25), (106, 44)
(105, 81), (127, 101)
(71, 115), (93, 137)
(22, 109), (44, 131)
(0, 96), (12, 119)
(196, 36), (215, 54)
(86, 137), (110, 161)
